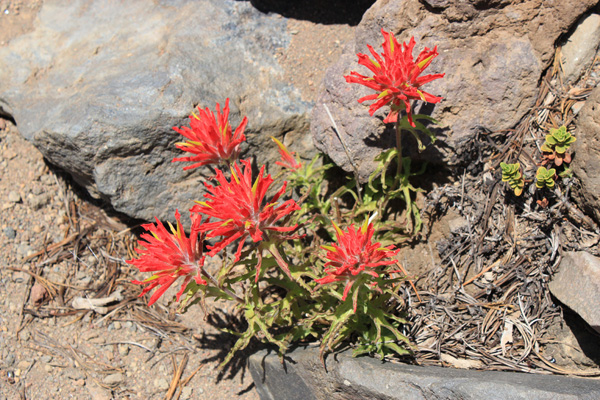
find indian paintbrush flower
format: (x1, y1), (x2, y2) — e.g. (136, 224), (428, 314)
(271, 136), (302, 171)
(173, 98), (248, 169)
(315, 219), (400, 312)
(127, 210), (206, 306)
(190, 159), (300, 280)
(344, 29), (444, 127)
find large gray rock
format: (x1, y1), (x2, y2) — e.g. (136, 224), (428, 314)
(549, 251), (600, 333)
(0, 0), (312, 223)
(250, 346), (600, 400)
(311, 0), (598, 180)
(573, 85), (600, 224)
(561, 13), (600, 84)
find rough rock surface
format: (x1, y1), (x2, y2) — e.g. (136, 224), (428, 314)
(0, 0), (313, 223)
(573, 85), (600, 223)
(311, 0), (598, 180)
(249, 347), (600, 400)
(549, 251), (600, 333)
(561, 13), (600, 83)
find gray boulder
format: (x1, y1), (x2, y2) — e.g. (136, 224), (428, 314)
(250, 346), (600, 400)
(0, 0), (312, 223)
(573, 85), (600, 224)
(549, 251), (600, 334)
(561, 13), (600, 84)
(311, 0), (598, 180)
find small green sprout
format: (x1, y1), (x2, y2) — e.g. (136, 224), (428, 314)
(535, 166), (556, 189)
(541, 126), (575, 166)
(500, 162), (524, 196)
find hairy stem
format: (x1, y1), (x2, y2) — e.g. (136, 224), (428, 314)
(200, 268), (244, 304)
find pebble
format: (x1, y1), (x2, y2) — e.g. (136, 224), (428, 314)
(8, 191), (21, 203)
(181, 387), (193, 400)
(40, 174), (54, 185)
(20, 331), (31, 341)
(16, 243), (32, 257)
(40, 355), (53, 363)
(103, 373), (125, 385)
(117, 344), (129, 356)
(28, 193), (51, 210)
(3, 227), (16, 239)
(4, 353), (15, 367)
(154, 377), (170, 391)
(112, 321), (121, 330)
(44, 364), (53, 373)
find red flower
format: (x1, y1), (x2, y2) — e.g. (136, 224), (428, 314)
(272, 136), (302, 171)
(316, 220), (399, 311)
(127, 210), (206, 306)
(344, 29), (444, 127)
(173, 98), (248, 169)
(190, 159), (300, 279)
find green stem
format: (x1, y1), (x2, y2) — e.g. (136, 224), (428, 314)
(394, 121), (403, 189)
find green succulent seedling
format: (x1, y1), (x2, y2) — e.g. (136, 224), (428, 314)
(535, 166), (556, 189)
(542, 126), (576, 155)
(500, 162), (524, 196)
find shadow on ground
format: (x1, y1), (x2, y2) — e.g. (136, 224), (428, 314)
(243, 0), (376, 25)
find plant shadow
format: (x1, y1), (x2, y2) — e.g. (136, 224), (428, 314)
(195, 309), (268, 393)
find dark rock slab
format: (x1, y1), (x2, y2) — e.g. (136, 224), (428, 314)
(0, 0), (312, 223)
(549, 251), (600, 333)
(249, 346), (600, 400)
(311, 0), (598, 180)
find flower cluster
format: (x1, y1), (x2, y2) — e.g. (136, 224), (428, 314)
(129, 100), (302, 304)
(172, 98), (248, 169)
(345, 29), (444, 127)
(316, 220), (400, 311)
(191, 159), (300, 279)
(127, 210), (206, 306)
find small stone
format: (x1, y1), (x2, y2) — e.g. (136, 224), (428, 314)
(112, 321), (121, 330)
(40, 355), (53, 363)
(8, 191), (21, 203)
(40, 175), (55, 185)
(154, 377), (170, 391)
(117, 344), (129, 356)
(103, 373), (125, 386)
(28, 193), (52, 210)
(64, 368), (84, 380)
(16, 243), (32, 258)
(181, 387), (193, 400)
(3, 227), (16, 239)
(87, 382), (111, 400)
(4, 353), (15, 367)
(448, 216), (469, 234)
(74, 378), (86, 387)
(44, 364), (53, 373)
